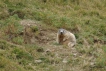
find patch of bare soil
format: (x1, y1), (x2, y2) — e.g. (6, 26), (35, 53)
(20, 19), (57, 44)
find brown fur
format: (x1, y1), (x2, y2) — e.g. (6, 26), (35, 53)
(58, 34), (64, 44)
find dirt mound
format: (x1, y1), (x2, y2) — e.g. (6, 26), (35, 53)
(18, 19), (98, 71)
(19, 19), (56, 44)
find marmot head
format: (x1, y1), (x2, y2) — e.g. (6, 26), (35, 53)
(58, 28), (65, 35)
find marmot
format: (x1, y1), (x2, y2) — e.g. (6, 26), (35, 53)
(57, 28), (76, 47)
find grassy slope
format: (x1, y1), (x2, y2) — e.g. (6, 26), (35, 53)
(0, 0), (106, 71)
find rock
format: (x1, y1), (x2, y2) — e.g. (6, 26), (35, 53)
(34, 60), (42, 63)
(62, 58), (68, 63)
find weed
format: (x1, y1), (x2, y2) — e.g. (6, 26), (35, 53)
(0, 56), (7, 68)
(95, 54), (106, 68)
(12, 48), (33, 60)
(30, 26), (39, 32)
(0, 40), (8, 49)
(12, 36), (24, 45)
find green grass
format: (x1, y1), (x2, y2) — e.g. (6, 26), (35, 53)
(0, 56), (27, 71)
(0, 0), (106, 71)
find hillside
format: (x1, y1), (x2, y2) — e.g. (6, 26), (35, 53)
(0, 0), (106, 71)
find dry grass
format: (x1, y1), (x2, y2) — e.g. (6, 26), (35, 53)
(0, 0), (106, 71)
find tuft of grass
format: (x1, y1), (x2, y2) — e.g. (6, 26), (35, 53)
(0, 56), (27, 71)
(12, 36), (24, 45)
(30, 26), (39, 32)
(94, 52), (106, 70)
(12, 48), (33, 60)
(0, 56), (7, 68)
(0, 40), (8, 50)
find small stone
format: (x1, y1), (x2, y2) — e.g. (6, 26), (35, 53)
(34, 60), (42, 63)
(91, 62), (94, 65)
(62, 59), (68, 63)
(73, 53), (77, 56)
